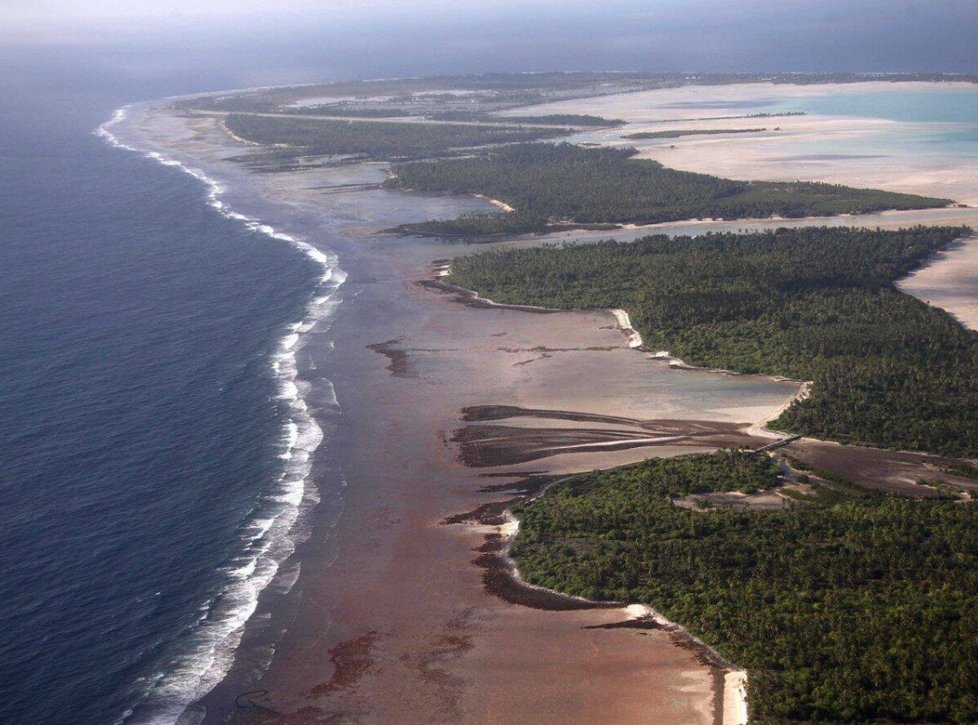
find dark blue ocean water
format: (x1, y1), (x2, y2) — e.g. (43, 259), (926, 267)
(0, 56), (324, 724)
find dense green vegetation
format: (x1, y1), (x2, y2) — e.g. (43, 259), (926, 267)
(223, 114), (567, 161)
(511, 451), (978, 722)
(447, 226), (978, 455)
(430, 112), (622, 126)
(386, 144), (950, 235)
(291, 106), (410, 118)
(622, 127), (767, 139)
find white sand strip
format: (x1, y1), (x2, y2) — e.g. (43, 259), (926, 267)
(723, 671), (749, 725)
(474, 194), (516, 213)
(745, 381), (811, 440)
(218, 119), (260, 146)
(611, 309), (643, 348)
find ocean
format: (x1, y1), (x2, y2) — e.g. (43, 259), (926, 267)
(0, 54), (340, 724)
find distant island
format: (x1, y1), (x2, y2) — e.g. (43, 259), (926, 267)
(182, 82), (952, 238)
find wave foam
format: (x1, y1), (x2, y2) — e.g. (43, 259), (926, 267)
(99, 105), (346, 725)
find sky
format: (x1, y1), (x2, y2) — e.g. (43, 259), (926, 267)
(2, 0), (972, 23)
(2, 0), (977, 91)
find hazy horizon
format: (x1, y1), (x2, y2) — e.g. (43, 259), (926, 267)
(3, 0), (977, 97)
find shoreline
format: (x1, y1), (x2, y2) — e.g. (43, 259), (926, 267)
(433, 265), (811, 434)
(452, 491), (750, 724)
(130, 100), (758, 723)
(112, 80), (978, 723)
(99, 103), (349, 723)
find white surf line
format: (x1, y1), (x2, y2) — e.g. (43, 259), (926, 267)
(97, 104), (347, 724)
(95, 106), (139, 151)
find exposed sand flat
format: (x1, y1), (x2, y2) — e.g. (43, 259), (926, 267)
(628, 137), (978, 207)
(898, 234), (978, 331)
(500, 81), (978, 123)
(781, 437), (978, 498)
(456, 607), (716, 725)
(507, 81), (978, 205)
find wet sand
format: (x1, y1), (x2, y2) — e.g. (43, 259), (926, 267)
(117, 106), (802, 723)
(115, 82), (978, 725)
(898, 234), (978, 331)
(197, 270), (775, 723)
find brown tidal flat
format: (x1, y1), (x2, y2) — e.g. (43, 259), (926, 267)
(212, 266), (771, 724)
(780, 437), (978, 498)
(120, 98), (978, 725)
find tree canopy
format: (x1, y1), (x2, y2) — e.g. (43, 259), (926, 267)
(447, 226), (978, 456)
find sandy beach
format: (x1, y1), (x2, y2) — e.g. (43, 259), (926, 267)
(113, 80), (978, 724)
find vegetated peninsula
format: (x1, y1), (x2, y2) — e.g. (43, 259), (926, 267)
(510, 449), (978, 722)
(429, 112), (624, 126)
(446, 226), (978, 456)
(448, 223), (978, 721)
(386, 144), (951, 236)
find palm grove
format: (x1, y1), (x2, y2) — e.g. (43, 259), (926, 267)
(450, 226), (978, 722)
